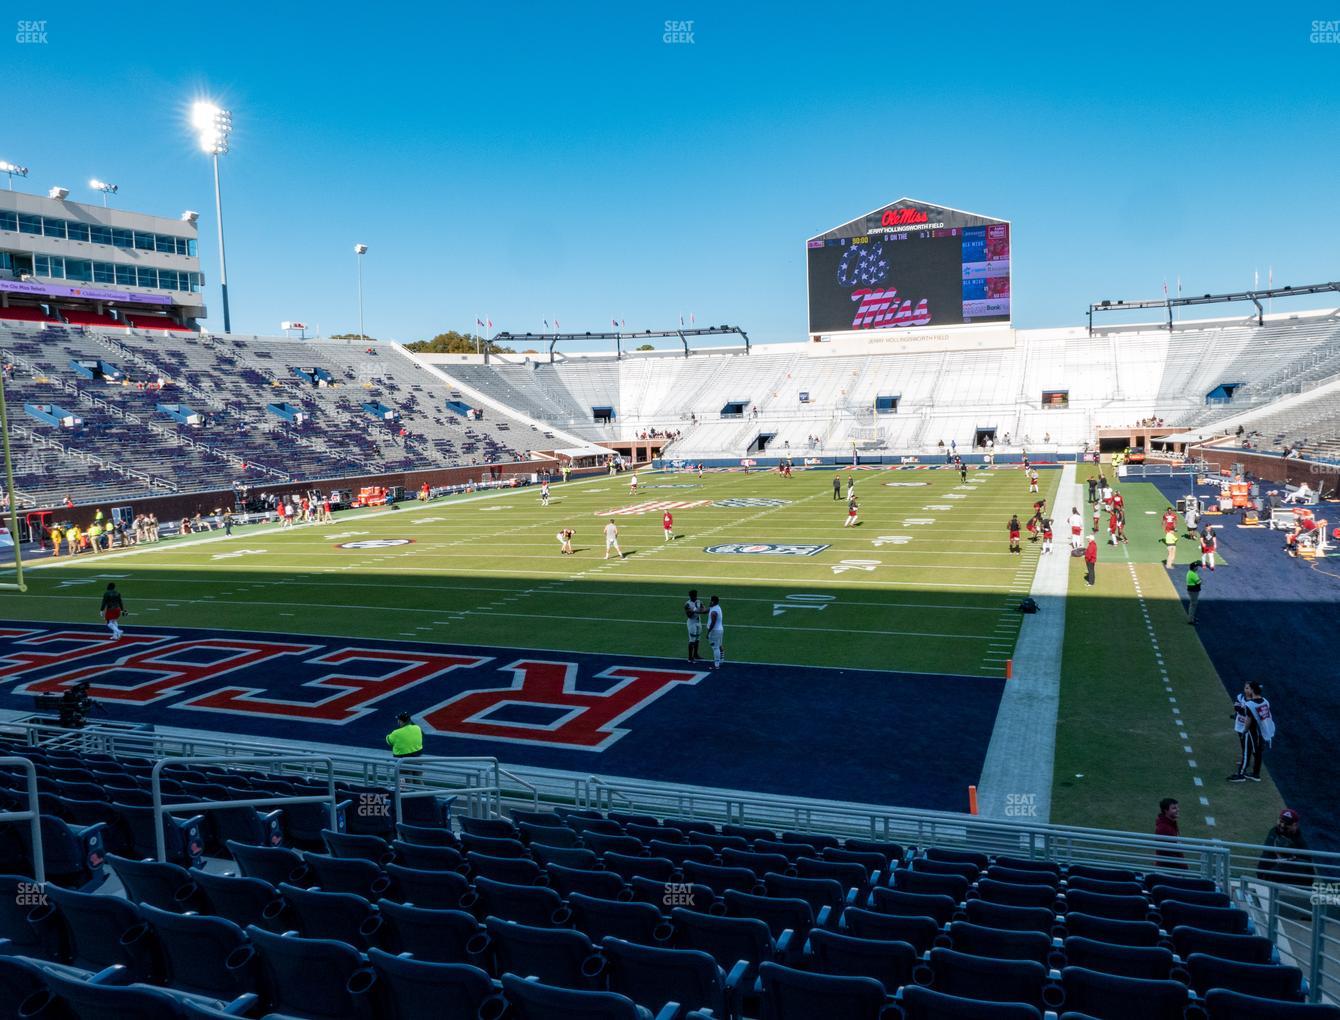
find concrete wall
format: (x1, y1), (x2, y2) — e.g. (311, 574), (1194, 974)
(1193, 444), (1340, 490)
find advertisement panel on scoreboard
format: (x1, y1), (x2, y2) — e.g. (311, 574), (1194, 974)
(806, 199), (1010, 334)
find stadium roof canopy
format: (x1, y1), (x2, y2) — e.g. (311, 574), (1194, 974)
(807, 197), (1008, 244)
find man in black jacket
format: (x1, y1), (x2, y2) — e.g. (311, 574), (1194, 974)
(1257, 809), (1314, 886)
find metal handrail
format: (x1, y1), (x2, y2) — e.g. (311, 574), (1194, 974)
(150, 754), (338, 863)
(0, 757), (43, 883)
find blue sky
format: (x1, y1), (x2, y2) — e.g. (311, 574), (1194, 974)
(6, 4), (1339, 346)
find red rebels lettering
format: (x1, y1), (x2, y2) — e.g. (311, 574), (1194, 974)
(177, 648), (491, 724)
(16, 639), (319, 703)
(880, 208), (929, 226)
(421, 659), (706, 751)
(0, 630), (164, 681)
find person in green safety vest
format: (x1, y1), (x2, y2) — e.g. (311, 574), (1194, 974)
(386, 712), (424, 786)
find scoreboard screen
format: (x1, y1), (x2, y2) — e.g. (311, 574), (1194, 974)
(807, 218), (1010, 333)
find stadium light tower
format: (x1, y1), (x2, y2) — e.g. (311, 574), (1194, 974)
(88, 179), (118, 206)
(0, 162), (28, 190)
(354, 244), (368, 341)
(192, 100), (233, 334)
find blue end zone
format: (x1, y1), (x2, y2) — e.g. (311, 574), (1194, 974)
(0, 623), (1003, 811)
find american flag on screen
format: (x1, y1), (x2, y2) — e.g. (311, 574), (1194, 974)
(850, 289), (931, 329)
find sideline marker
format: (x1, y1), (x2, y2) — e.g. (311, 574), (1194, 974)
(1005, 659), (1013, 680)
(968, 785), (979, 815)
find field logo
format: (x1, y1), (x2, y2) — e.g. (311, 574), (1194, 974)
(712, 498), (791, 508)
(883, 481), (929, 488)
(596, 500), (710, 516)
(337, 539), (414, 549)
(705, 543), (829, 557)
(872, 535), (912, 546)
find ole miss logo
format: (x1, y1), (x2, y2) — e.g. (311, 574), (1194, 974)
(881, 208), (929, 227)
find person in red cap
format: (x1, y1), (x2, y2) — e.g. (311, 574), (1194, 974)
(1257, 809), (1314, 886)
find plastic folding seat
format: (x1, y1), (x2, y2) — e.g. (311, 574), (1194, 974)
(56, 779), (108, 803)
(276, 882), (379, 946)
(894, 868), (970, 901)
(1142, 872), (1216, 894)
(724, 889), (817, 951)
(1067, 864), (1137, 884)
(871, 887), (958, 927)
(383, 792), (455, 833)
(1065, 875), (1145, 897)
(365, 946), (502, 1020)
(0, 873), (59, 958)
(385, 862), (471, 909)
(926, 848), (990, 871)
(566, 816), (626, 837)
(1063, 889), (1150, 923)
(779, 831), (839, 853)
(569, 892), (666, 945)
(1204, 988), (1340, 1019)
(1158, 900), (1249, 935)
(823, 847), (887, 877)
(757, 960), (887, 1020)
(191, 868), (284, 929)
(988, 866), (1058, 888)
(797, 856), (871, 895)
(37, 968), (191, 1020)
(723, 823), (777, 844)
(531, 843), (600, 870)
(109, 803), (204, 867)
(377, 898), (481, 963)
(519, 821), (581, 848)
(606, 853), (675, 884)
(583, 832), (648, 857)
(684, 860), (761, 898)
(464, 850), (542, 886)
(947, 920), (1051, 965)
(608, 812), (661, 829)
(0, 955), (47, 1011)
(807, 927), (916, 992)
(302, 851), (390, 899)
(723, 847), (791, 877)
(39, 884), (155, 978)
(466, 875), (567, 927)
(764, 873), (846, 921)
(340, 784), (396, 838)
(459, 816), (518, 839)
(1060, 966), (1192, 1020)
(994, 856), (1061, 877)
(1064, 910), (1160, 946)
(661, 817), (719, 837)
(629, 876), (715, 914)
(912, 858), (982, 882)
(484, 916), (601, 987)
(390, 839), (465, 872)
(285, 793), (350, 849)
(500, 973), (657, 1020)
(18, 814), (110, 890)
(461, 832), (530, 858)
(243, 925), (372, 1020)
(139, 903), (254, 998)
(228, 840), (308, 887)
(843, 906), (939, 953)
(977, 878), (1059, 910)
(1063, 935), (1177, 980)
(1185, 953), (1304, 1001)
(900, 984), (1044, 1019)
(629, 823), (677, 846)
(963, 899), (1055, 934)
(1170, 924), (1275, 964)
(396, 821), (459, 847)
(321, 828), (392, 863)
(671, 907), (788, 976)
(510, 809), (562, 827)
(604, 936), (744, 1017)
(1148, 884), (1229, 908)
(51, 796), (133, 857)
(746, 838), (807, 863)
(921, 947), (1052, 1010)
(688, 831), (750, 854)
(649, 839), (713, 867)
(106, 854), (206, 912)
(548, 862), (625, 900)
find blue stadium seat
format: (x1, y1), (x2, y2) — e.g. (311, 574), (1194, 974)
(40, 884), (155, 978)
(870, 888), (957, 926)
(687, 831), (750, 854)
(484, 916), (601, 987)
(925, 848), (989, 871)
(1063, 911), (1160, 947)
(1064, 889), (1152, 923)
(797, 857), (873, 897)
(1148, 884), (1230, 908)
(605, 853), (676, 884)
(0, 955), (48, 1012)
(988, 866), (1059, 888)
(390, 839), (465, 872)
(510, 809), (563, 827)
(912, 858), (982, 882)
(19, 815), (110, 890)
(894, 869), (970, 901)
(109, 804), (204, 867)
(301, 851), (390, 899)
(723, 890), (817, 948)
(1059, 966), (1191, 1020)
(782, 831), (841, 853)
(629, 876), (715, 915)
(365, 947), (502, 1020)
(460, 833), (529, 858)
(0, 873), (59, 958)
(227, 841), (307, 887)
(648, 840), (714, 867)
(244, 925), (371, 1020)
(946, 920), (1052, 965)
(519, 822), (581, 849)
(500, 973), (661, 1020)
(977, 878), (1059, 911)
(670, 908), (788, 977)
(395, 822), (458, 848)
(321, 829), (392, 863)
(722, 848), (791, 877)
(191, 868), (285, 930)
(683, 861), (761, 898)
(822, 847), (887, 878)
(609, 812), (662, 829)
(899, 984), (1043, 1019)
(1204, 988), (1340, 1019)
(1158, 900), (1249, 935)
(754, 839), (813, 863)
(602, 935), (744, 1019)
(1067, 865), (1137, 884)
(459, 816), (518, 840)
(139, 902), (254, 998)
(38, 967), (193, 1020)
(1170, 924), (1275, 963)
(106, 854), (206, 913)
(1061, 935), (1177, 981)
(566, 816), (626, 837)
(994, 857), (1061, 878)
(567, 892), (668, 946)
(635, 824), (683, 844)
(1064, 876), (1145, 897)
(276, 882), (379, 946)
(842, 907), (939, 954)
(547, 862), (625, 900)
(757, 960), (888, 1020)
(340, 784), (395, 839)
(1185, 953), (1304, 1002)
(919, 947), (1051, 1010)
(806, 927), (917, 991)
(660, 818), (718, 837)
(279, 793), (349, 852)
(530, 844), (600, 870)
(466, 851), (545, 886)
(722, 823), (776, 844)
(1141, 872), (1216, 894)
(398, 792), (454, 831)
(384, 862), (471, 909)
(843, 840), (904, 868)
(376, 898), (481, 963)
(466, 875), (567, 928)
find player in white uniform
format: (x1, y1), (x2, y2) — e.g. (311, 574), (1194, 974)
(684, 589), (704, 662)
(1067, 507), (1084, 551)
(603, 521), (624, 559)
(629, 472), (639, 494)
(539, 481), (550, 506)
(706, 595), (724, 670)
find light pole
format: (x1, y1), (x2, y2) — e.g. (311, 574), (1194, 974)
(192, 101), (233, 334)
(0, 162), (28, 191)
(88, 179), (118, 207)
(354, 244), (368, 341)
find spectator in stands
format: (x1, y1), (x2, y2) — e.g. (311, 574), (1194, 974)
(1084, 533), (1097, 585)
(1154, 798), (1185, 868)
(1258, 809), (1314, 886)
